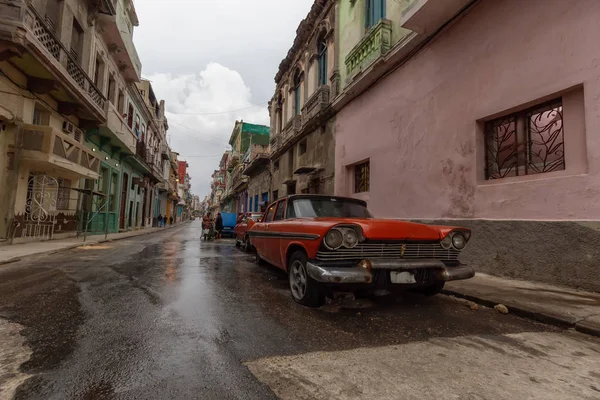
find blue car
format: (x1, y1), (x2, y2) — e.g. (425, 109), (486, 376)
(219, 212), (237, 238)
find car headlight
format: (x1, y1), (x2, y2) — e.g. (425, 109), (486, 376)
(452, 232), (466, 250)
(342, 229), (358, 248)
(324, 229), (343, 249)
(440, 234), (452, 249)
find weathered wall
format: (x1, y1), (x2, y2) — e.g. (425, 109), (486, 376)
(336, 0), (600, 220)
(413, 219), (600, 293)
(247, 168), (271, 211)
(338, 0), (415, 86)
(335, 0), (600, 290)
(271, 118), (336, 196)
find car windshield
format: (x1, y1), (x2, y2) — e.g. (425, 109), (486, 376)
(290, 198), (373, 218)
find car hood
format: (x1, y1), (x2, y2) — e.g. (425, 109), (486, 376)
(309, 218), (463, 241)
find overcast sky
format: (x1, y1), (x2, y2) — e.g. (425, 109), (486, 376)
(133, 0), (314, 197)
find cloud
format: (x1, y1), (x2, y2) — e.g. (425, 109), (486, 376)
(144, 63), (269, 196)
(134, 0), (314, 103)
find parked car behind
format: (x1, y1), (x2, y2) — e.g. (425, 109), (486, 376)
(235, 212), (263, 252)
(247, 195), (474, 307)
(219, 212), (237, 238)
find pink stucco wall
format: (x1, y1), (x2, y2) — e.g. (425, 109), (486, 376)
(335, 0), (600, 220)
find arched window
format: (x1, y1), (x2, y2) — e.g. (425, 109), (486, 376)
(293, 70), (302, 116)
(318, 35), (328, 86)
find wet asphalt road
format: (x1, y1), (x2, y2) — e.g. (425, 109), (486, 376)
(0, 222), (598, 400)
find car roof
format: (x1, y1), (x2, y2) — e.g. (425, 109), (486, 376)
(279, 194), (367, 206)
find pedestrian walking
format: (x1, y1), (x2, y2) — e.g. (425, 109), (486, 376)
(157, 214), (163, 227)
(169, 216), (173, 225)
(215, 212), (223, 239)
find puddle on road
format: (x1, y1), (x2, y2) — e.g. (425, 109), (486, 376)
(0, 319), (32, 400)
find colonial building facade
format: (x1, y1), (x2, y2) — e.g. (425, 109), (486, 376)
(268, 0), (337, 198)
(0, 0), (181, 241)
(333, 0), (600, 292)
(220, 121), (269, 213)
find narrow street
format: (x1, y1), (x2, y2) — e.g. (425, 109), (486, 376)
(0, 223), (599, 400)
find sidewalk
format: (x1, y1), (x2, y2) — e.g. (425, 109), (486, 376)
(444, 273), (600, 337)
(0, 223), (184, 265)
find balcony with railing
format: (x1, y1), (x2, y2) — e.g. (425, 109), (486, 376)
(231, 164), (249, 192)
(282, 115), (302, 146)
(227, 152), (240, 172)
(21, 124), (101, 179)
(98, 0), (142, 82)
(344, 19), (392, 84)
(160, 143), (170, 160)
(100, 102), (137, 154)
(302, 85), (330, 127)
(0, 1), (107, 120)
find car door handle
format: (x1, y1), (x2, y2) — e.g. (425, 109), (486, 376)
(265, 224), (269, 229)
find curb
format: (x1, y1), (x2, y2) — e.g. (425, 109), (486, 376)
(0, 223), (186, 266)
(443, 289), (600, 338)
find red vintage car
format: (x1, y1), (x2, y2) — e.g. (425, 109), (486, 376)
(247, 194), (474, 307)
(234, 212), (264, 252)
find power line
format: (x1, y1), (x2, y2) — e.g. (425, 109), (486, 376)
(167, 120), (227, 144)
(165, 102), (268, 116)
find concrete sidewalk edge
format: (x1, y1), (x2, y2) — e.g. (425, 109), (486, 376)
(0, 223), (186, 266)
(442, 288), (600, 338)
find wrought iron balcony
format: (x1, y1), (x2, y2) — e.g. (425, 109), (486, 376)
(0, 1), (107, 119)
(302, 85), (330, 126)
(21, 124), (101, 179)
(345, 19), (392, 84)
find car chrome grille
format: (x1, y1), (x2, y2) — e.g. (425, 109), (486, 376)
(315, 242), (460, 262)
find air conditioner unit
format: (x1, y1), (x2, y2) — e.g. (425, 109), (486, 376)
(62, 121), (74, 134)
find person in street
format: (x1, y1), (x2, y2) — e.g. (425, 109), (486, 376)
(169, 216), (173, 225)
(157, 214), (163, 227)
(215, 212), (223, 239)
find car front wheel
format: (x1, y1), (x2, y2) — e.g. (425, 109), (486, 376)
(288, 251), (325, 307)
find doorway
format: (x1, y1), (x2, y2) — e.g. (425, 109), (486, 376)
(120, 173), (128, 230)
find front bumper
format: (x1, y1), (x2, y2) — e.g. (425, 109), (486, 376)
(306, 259), (474, 284)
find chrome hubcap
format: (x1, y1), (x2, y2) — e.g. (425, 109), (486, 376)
(290, 260), (307, 300)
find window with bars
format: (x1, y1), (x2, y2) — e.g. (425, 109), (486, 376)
(354, 161), (370, 193)
(485, 99), (565, 180)
(56, 178), (71, 210)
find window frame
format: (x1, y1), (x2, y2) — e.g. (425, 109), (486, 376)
(366, 0), (386, 29)
(354, 160), (370, 193)
(317, 37), (328, 86)
(265, 203), (277, 222)
(273, 199), (287, 221)
(484, 98), (565, 180)
(299, 139), (307, 155)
